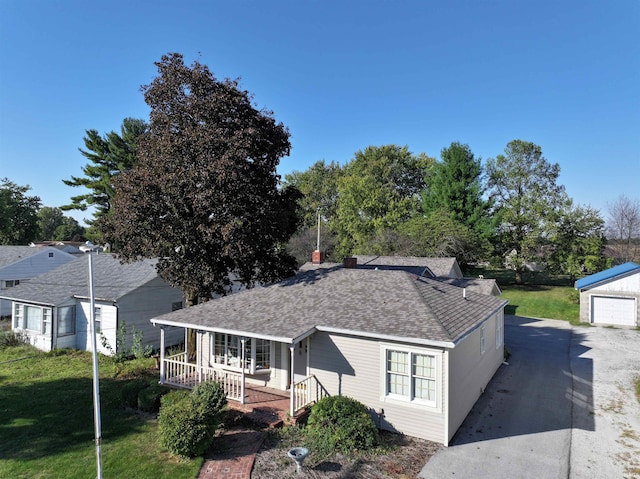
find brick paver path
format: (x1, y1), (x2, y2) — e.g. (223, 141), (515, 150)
(198, 428), (266, 479)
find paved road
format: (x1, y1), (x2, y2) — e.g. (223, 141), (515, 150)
(419, 315), (640, 479)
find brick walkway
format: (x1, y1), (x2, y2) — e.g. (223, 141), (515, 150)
(198, 428), (266, 479)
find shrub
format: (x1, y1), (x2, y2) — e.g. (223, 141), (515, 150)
(138, 383), (170, 413)
(120, 379), (149, 408)
(305, 395), (378, 457)
(566, 289), (580, 304)
(158, 395), (210, 458)
(0, 330), (27, 349)
(160, 389), (190, 409)
(191, 380), (227, 429)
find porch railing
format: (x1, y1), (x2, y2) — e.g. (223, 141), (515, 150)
(162, 353), (242, 402)
(292, 374), (329, 415)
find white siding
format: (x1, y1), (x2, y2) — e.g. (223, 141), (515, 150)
(0, 248), (78, 316)
(447, 311), (504, 443)
(76, 301), (117, 355)
(579, 272), (640, 326)
(308, 332), (447, 444)
(116, 277), (184, 352)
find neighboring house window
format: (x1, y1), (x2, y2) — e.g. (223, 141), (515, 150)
(14, 303), (52, 334)
(212, 333), (271, 373)
(385, 349), (437, 406)
(48, 252), (54, 258)
(171, 301), (183, 311)
(496, 313), (503, 349)
(93, 306), (102, 334)
(480, 326), (486, 355)
(57, 306), (76, 336)
(2, 279), (20, 289)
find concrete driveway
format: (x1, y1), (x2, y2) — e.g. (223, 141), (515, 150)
(419, 315), (640, 479)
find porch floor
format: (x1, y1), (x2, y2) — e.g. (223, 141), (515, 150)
(228, 385), (297, 427)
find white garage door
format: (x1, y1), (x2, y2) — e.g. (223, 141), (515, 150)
(591, 296), (636, 326)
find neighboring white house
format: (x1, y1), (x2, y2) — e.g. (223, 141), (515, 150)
(575, 262), (640, 327)
(0, 246), (79, 317)
(150, 255), (507, 446)
(1, 253), (184, 355)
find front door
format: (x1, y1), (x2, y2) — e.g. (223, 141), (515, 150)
(287, 339), (309, 387)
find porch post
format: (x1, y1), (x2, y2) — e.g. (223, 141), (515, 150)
(289, 343), (295, 417)
(197, 330), (203, 384)
(183, 328), (188, 362)
(240, 337), (246, 405)
(159, 326), (166, 384)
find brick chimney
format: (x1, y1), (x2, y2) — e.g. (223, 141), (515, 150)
(312, 250), (324, 265)
(343, 257), (357, 269)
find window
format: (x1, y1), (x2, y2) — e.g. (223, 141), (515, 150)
(496, 313), (503, 349)
(3, 279), (20, 289)
(385, 349), (437, 406)
(171, 301), (183, 311)
(57, 306), (76, 336)
(93, 306), (102, 334)
(212, 333), (271, 373)
(13, 303), (52, 334)
(480, 326), (486, 355)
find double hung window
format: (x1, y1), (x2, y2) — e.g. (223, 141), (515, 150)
(386, 349), (437, 406)
(57, 306), (76, 336)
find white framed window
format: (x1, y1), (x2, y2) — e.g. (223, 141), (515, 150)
(57, 306), (76, 336)
(13, 303), (52, 334)
(384, 347), (438, 407)
(2, 279), (20, 289)
(480, 326), (486, 355)
(93, 306), (102, 334)
(496, 313), (503, 349)
(212, 333), (271, 373)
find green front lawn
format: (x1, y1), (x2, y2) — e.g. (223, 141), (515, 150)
(0, 345), (202, 479)
(500, 285), (580, 324)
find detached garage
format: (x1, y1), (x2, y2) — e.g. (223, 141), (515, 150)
(575, 262), (640, 327)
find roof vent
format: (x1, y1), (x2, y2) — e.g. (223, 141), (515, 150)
(463, 288), (467, 299)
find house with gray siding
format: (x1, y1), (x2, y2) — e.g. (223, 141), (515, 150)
(151, 256), (507, 445)
(1, 253), (184, 354)
(0, 246), (79, 317)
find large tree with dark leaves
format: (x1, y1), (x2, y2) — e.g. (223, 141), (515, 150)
(0, 178), (41, 244)
(105, 53), (300, 307)
(62, 117), (147, 224)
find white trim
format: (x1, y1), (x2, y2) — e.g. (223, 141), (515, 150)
(379, 343), (443, 412)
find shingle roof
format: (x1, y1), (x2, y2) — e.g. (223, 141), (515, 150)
(0, 254), (162, 306)
(437, 277), (501, 296)
(575, 262), (640, 290)
(354, 255), (462, 278)
(0, 246), (43, 268)
(152, 264), (507, 348)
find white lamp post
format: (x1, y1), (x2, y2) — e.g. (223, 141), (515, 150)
(86, 244), (103, 479)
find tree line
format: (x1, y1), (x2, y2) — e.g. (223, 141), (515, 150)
(2, 53), (639, 298)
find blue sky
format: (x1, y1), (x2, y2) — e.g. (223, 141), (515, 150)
(1, 0), (638, 226)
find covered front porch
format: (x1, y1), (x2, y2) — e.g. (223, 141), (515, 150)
(157, 325), (328, 420)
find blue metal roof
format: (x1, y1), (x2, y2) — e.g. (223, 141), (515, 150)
(575, 262), (640, 290)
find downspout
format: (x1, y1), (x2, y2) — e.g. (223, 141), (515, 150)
(289, 343), (295, 417)
(444, 349), (450, 446)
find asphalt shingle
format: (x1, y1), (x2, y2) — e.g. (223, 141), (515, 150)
(152, 264), (507, 347)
